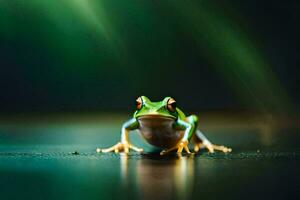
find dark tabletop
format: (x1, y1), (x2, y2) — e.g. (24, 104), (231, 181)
(0, 114), (299, 200)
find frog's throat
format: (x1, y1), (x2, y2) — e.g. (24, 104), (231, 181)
(137, 114), (180, 148)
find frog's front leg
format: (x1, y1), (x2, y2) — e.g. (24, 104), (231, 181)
(97, 118), (143, 153)
(160, 119), (193, 155)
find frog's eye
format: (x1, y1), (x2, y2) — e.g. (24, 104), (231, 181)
(167, 98), (176, 112)
(136, 96), (143, 110)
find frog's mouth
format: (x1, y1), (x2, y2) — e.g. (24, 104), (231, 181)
(137, 115), (176, 121)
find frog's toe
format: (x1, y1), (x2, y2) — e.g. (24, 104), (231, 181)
(129, 144), (144, 152)
(98, 142), (144, 154)
(206, 144), (215, 153)
(98, 142), (124, 153)
(194, 143), (204, 152)
(160, 141), (191, 155)
(204, 143), (232, 153)
(211, 144), (232, 153)
(96, 148), (101, 153)
(177, 141), (191, 154)
(160, 147), (176, 155)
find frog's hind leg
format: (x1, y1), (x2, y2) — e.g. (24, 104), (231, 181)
(193, 130), (232, 153)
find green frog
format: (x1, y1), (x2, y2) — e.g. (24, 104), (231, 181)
(97, 96), (231, 155)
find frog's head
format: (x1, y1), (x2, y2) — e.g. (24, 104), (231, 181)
(133, 96), (178, 120)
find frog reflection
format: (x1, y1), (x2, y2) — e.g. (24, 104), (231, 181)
(120, 154), (194, 200)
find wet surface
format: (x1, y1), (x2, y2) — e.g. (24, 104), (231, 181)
(0, 114), (299, 200)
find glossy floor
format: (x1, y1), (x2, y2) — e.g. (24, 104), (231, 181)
(0, 114), (299, 200)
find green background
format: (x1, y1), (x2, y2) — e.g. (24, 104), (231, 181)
(0, 0), (299, 113)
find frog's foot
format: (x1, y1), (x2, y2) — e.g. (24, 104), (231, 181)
(97, 142), (143, 154)
(160, 140), (191, 155)
(194, 141), (232, 153)
(193, 143), (204, 152)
